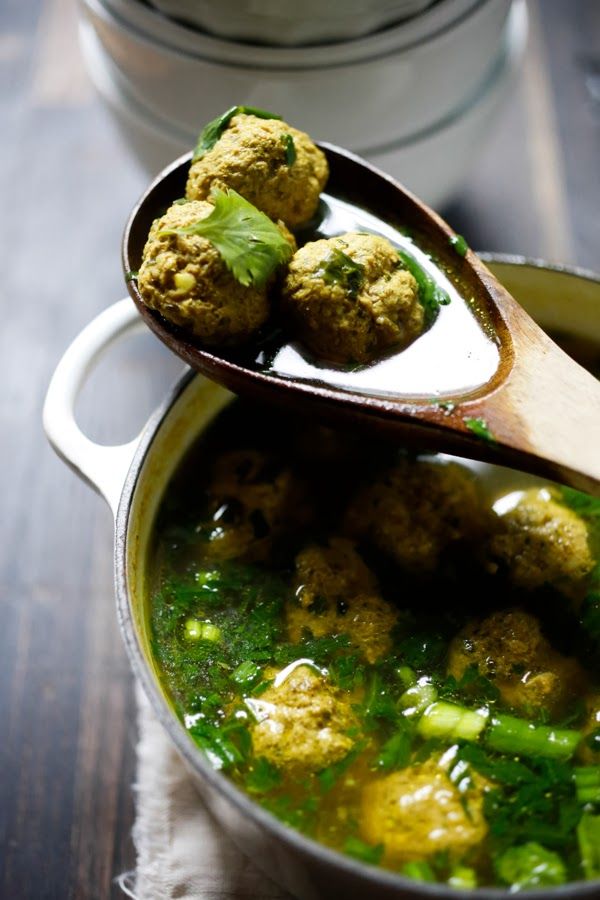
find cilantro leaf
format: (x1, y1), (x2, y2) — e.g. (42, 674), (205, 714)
(316, 248), (365, 299)
(373, 726), (412, 771)
(162, 188), (293, 288)
(192, 105), (282, 161)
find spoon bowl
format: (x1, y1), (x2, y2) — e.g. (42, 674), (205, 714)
(123, 143), (600, 495)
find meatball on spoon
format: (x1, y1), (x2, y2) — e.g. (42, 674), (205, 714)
(123, 144), (600, 496)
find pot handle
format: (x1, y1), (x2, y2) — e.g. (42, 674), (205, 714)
(43, 298), (146, 517)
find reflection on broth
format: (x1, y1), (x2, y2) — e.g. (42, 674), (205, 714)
(146, 337), (600, 892)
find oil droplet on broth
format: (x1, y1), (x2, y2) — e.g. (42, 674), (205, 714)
(255, 195), (500, 400)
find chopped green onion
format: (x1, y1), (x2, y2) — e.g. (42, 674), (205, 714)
(417, 701), (488, 742)
(184, 619), (222, 642)
(395, 665), (417, 688)
(399, 677), (438, 716)
(574, 766), (600, 804)
(485, 714), (581, 760)
(577, 813), (600, 879)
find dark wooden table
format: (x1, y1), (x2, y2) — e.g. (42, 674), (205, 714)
(1, 1), (598, 897)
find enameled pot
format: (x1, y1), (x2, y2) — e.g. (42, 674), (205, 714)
(44, 258), (600, 899)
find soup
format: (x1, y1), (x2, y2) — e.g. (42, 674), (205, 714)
(147, 391), (600, 892)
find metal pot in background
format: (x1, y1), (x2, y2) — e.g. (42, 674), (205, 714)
(77, 0), (527, 207)
(145, 0), (438, 45)
(44, 257), (600, 900)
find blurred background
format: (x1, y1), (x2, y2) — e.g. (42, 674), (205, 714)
(1, 0), (598, 897)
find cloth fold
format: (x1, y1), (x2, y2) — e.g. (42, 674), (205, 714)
(127, 687), (291, 900)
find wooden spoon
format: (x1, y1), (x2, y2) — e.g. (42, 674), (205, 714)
(123, 144), (600, 496)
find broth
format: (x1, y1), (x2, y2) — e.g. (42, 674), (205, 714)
(146, 336), (600, 891)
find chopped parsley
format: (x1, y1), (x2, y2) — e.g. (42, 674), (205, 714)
(125, 270), (138, 282)
(160, 188), (292, 288)
(192, 105), (282, 161)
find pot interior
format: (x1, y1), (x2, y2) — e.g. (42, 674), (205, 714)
(123, 257), (600, 895)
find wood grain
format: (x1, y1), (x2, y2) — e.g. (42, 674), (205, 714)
(0, 0), (598, 898)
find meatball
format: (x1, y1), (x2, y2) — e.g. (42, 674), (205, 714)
(294, 537), (378, 608)
(138, 199), (284, 344)
(282, 233), (424, 364)
(186, 113), (328, 228)
(345, 458), (488, 574)
(577, 694), (600, 764)
(360, 760), (488, 866)
(200, 449), (311, 562)
(286, 538), (398, 663)
(488, 488), (594, 596)
(447, 608), (586, 717)
(249, 664), (356, 773)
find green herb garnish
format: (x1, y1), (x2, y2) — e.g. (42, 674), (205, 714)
(316, 248), (365, 299)
(586, 729), (600, 753)
(245, 757), (282, 794)
(402, 860), (436, 882)
(343, 837), (384, 865)
(192, 105), (282, 162)
(574, 766), (600, 803)
(317, 744), (364, 792)
(464, 417), (496, 443)
(397, 249), (451, 324)
(373, 726), (412, 771)
(431, 400), (456, 414)
(577, 813), (600, 879)
(449, 234), (469, 257)
(125, 270), (138, 282)
(560, 487), (600, 519)
(495, 842), (567, 889)
(160, 188), (292, 288)
(280, 133), (296, 166)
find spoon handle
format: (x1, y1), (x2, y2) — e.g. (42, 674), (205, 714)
(470, 292), (600, 496)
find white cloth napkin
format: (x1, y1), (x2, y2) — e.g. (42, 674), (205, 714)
(121, 687), (292, 900)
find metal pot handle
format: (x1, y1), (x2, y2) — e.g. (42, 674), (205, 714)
(43, 298), (146, 517)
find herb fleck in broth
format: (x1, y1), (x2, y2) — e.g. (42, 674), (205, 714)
(147, 338), (600, 891)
